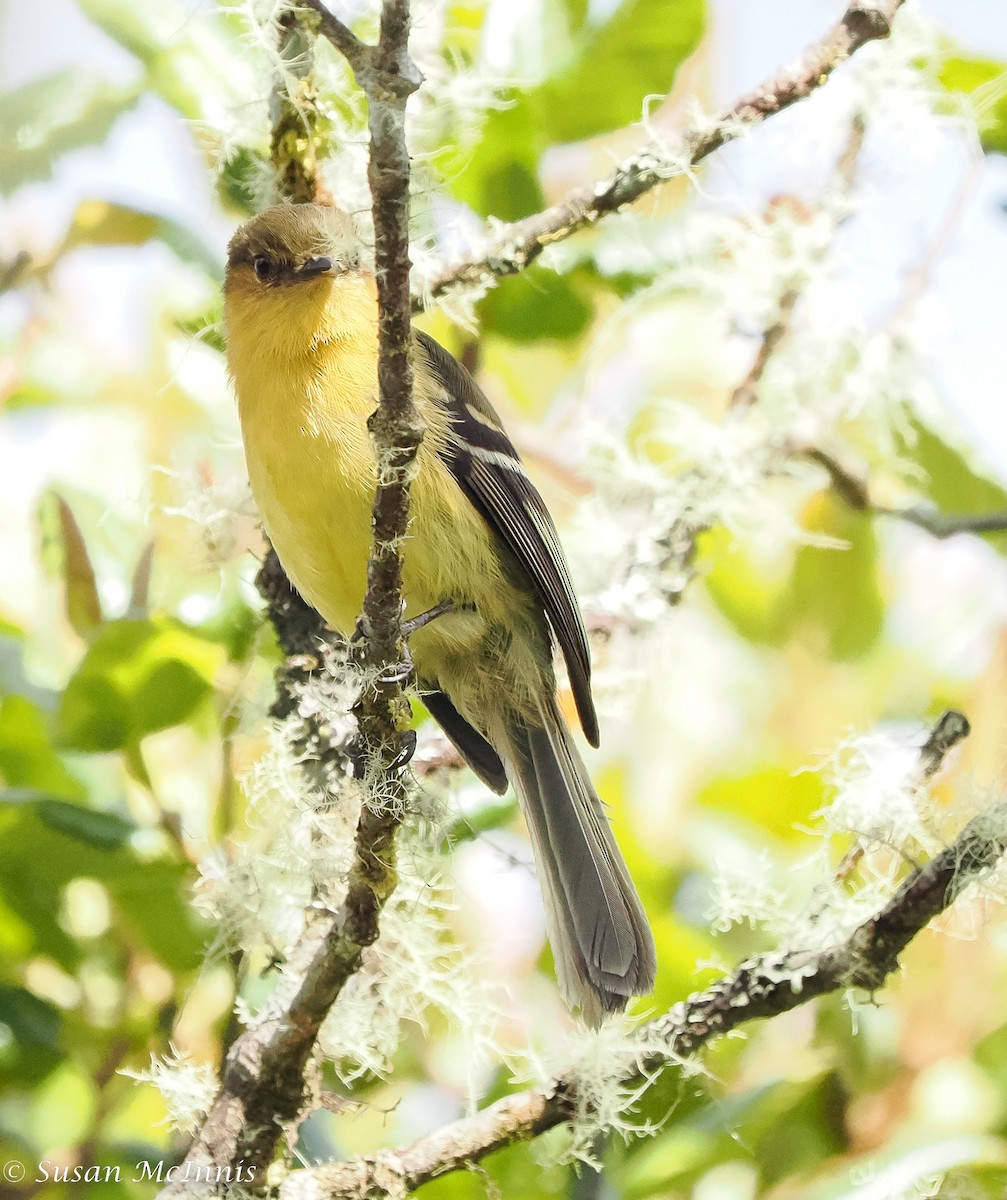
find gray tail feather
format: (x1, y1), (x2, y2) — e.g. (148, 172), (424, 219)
(496, 699), (656, 1025)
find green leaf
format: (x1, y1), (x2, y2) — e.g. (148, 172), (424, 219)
(0, 983), (60, 1048)
(786, 494), (884, 661)
(628, 1072), (847, 1197)
(540, 0), (705, 144)
(175, 304), (226, 355)
(215, 146), (270, 217)
(449, 0), (703, 220)
(701, 526), (792, 646)
(938, 55), (1007, 156)
(46, 495), (104, 640)
(1, 789), (135, 850)
(442, 798), (518, 848)
(0, 984), (64, 1087)
(0, 794), (202, 971)
(0, 696), (84, 798)
(80, 0), (254, 121)
(561, 0), (589, 38)
(450, 102), (545, 221)
(107, 859), (207, 971)
(36, 798), (135, 850)
(700, 765), (825, 842)
(478, 266), (593, 342)
(0, 71), (140, 196)
(57, 618), (222, 753)
(191, 590), (262, 663)
(897, 417), (1007, 549)
(56, 200), (222, 280)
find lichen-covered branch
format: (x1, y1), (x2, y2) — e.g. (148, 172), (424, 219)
(279, 750), (1007, 1199)
(160, 4), (422, 1193)
(349, 0), (424, 757)
(645, 802), (1005, 1056)
(425, 1), (905, 302)
(269, 8), (332, 206)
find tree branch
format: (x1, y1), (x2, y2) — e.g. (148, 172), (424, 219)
(805, 446), (1007, 541)
(279, 726), (1007, 1199)
(161, 3), (422, 1192)
(729, 287), (799, 409)
(299, 0), (370, 68)
(350, 0), (425, 756)
(425, 0), (906, 301)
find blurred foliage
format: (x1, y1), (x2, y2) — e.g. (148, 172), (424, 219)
(0, 71), (141, 195)
(899, 416), (1007, 549)
(938, 53), (1007, 156)
(444, 0), (703, 219)
(2, 2), (1007, 1200)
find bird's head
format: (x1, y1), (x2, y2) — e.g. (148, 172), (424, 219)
(224, 204), (374, 357)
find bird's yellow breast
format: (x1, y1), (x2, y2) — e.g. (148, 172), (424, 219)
(226, 272), (535, 693)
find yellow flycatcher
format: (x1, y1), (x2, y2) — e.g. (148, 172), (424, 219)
(224, 203), (655, 1023)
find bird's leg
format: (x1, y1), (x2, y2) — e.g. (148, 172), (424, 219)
(379, 598), (475, 694)
(401, 598), (469, 638)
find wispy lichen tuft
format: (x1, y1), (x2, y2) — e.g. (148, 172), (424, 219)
(122, 1047), (220, 1136)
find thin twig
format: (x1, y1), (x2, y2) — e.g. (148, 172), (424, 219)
(919, 709), (971, 779)
(425, 2), (905, 301)
(299, 0), (369, 67)
(0, 250), (30, 294)
(880, 506), (1007, 539)
(830, 707), (969, 888)
(805, 446), (1007, 540)
(731, 112), (866, 410)
(730, 287), (798, 408)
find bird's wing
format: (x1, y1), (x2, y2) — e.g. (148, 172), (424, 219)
(422, 689), (509, 793)
(414, 330), (599, 746)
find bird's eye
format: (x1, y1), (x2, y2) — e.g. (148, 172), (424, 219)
(253, 256), (275, 283)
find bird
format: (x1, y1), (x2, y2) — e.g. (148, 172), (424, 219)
(223, 202), (656, 1023)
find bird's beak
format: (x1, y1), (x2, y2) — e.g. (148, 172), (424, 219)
(297, 256), (335, 280)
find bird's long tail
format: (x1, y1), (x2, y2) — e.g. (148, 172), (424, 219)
(495, 698), (656, 1025)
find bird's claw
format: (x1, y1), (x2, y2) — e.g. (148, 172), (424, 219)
(389, 729), (417, 772)
(346, 727), (417, 779)
(378, 641), (413, 684)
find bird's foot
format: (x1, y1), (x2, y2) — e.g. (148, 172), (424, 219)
(377, 639), (414, 685)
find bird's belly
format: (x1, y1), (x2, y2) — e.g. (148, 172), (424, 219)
(243, 399), (509, 644)
(239, 371), (549, 723)
(251, 448), (376, 635)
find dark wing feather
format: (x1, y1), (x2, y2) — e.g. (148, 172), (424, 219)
(423, 690), (509, 794)
(415, 330), (599, 746)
